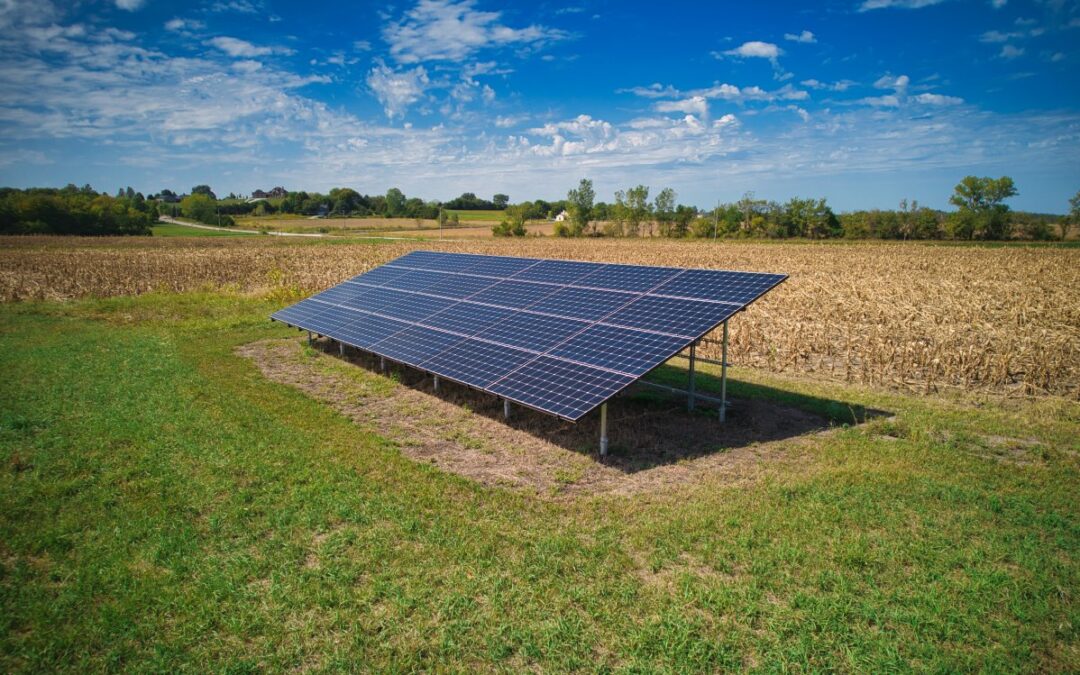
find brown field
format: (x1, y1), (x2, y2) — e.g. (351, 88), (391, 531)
(1, 235), (1077, 398)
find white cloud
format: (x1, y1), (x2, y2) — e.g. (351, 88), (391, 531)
(1049, 51), (1065, 62)
(114, 0), (145, 11)
(231, 59), (262, 73)
(165, 18), (205, 32)
(913, 92), (963, 105)
(784, 30), (816, 44)
(991, 0), (1006, 7)
(616, 83), (681, 99)
(980, 30), (1020, 42)
(854, 94), (901, 107)
(206, 36), (293, 58)
(858, 0), (947, 11)
(383, 0), (568, 64)
(721, 41), (781, 60)
(353, 40), (372, 51)
(654, 96), (708, 117)
(209, 0), (261, 13)
(366, 61), (431, 118)
(999, 44), (1024, 59)
(801, 78), (856, 91)
(622, 80), (808, 105)
(874, 73), (910, 92)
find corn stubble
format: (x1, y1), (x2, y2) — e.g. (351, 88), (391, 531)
(2, 236), (1076, 398)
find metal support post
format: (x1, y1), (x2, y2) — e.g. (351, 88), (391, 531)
(599, 403), (609, 457)
(339, 341), (345, 356)
(687, 342), (697, 411)
(503, 398), (510, 419)
(433, 375), (440, 392)
(720, 320), (729, 422)
(307, 331), (313, 346)
(380, 356), (386, 373)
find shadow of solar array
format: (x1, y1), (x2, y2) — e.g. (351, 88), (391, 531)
(271, 251), (786, 421)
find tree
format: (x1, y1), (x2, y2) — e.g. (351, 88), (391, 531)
(493, 202), (529, 237)
(1064, 189), (1080, 241)
(946, 175), (1017, 240)
(673, 204), (696, 237)
(191, 185), (216, 200)
(608, 190), (628, 236)
(492, 193), (509, 210)
(625, 185), (650, 236)
(653, 188), (676, 236)
(180, 193), (217, 224)
(385, 187), (406, 217)
(566, 178), (595, 237)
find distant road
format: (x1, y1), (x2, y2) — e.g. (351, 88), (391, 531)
(158, 216), (327, 238)
(157, 216), (467, 242)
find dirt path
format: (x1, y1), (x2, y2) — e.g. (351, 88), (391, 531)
(239, 338), (833, 499)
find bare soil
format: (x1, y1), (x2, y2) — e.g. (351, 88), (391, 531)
(238, 337), (836, 498)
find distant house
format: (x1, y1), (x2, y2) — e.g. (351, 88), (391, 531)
(554, 209), (569, 222)
(250, 187), (287, 200)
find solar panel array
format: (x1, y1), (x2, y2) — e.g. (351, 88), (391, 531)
(271, 251), (786, 421)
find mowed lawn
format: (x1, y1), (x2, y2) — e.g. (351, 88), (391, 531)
(0, 293), (1077, 671)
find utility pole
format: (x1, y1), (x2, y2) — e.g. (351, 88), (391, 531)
(713, 200), (719, 241)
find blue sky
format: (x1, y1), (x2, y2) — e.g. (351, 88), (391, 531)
(0, 0), (1077, 211)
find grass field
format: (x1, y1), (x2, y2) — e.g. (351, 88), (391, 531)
(234, 212), (510, 234)
(0, 237), (1077, 670)
(444, 209), (505, 222)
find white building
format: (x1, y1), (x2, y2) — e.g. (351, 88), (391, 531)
(553, 209), (569, 222)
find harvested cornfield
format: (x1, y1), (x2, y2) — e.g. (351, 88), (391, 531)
(1, 236), (1077, 397)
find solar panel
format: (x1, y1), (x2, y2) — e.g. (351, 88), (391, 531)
(271, 251), (786, 421)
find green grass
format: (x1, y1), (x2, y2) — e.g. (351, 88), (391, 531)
(445, 209), (506, 222)
(152, 222), (251, 237)
(0, 293), (1077, 671)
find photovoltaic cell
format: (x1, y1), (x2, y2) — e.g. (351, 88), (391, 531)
(488, 356), (636, 420)
(474, 312), (589, 353)
(334, 313), (410, 349)
(371, 326), (464, 364)
(370, 291), (457, 323)
(302, 305), (368, 337)
(421, 339), (535, 389)
(347, 266), (414, 288)
(310, 283), (375, 305)
(391, 250), (483, 272)
(514, 259), (605, 285)
(526, 286), (638, 321)
(338, 287), (406, 313)
(576, 265), (682, 293)
(381, 269), (451, 293)
(652, 269), (786, 304)
(419, 301), (515, 336)
(467, 280), (559, 310)
(271, 298), (328, 326)
(462, 255), (540, 278)
(419, 273), (500, 300)
(550, 324), (688, 377)
(603, 295), (741, 339)
(271, 250), (786, 421)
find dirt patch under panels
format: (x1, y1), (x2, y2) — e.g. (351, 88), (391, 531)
(238, 337), (837, 498)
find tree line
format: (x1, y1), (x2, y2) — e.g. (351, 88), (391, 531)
(2, 178), (1076, 240)
(0, 185), (156, 236)
(505, 176), (1075, 241)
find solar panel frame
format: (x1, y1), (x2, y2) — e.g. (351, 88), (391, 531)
(271, 250), (787, 422)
